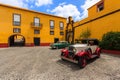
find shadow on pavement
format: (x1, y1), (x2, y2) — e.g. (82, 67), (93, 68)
(56, 57), (99, 71)
(56, 59), (80, 71)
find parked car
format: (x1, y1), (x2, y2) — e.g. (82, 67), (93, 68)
(61, 38), (101, 68)
(50, 41), (70, 49)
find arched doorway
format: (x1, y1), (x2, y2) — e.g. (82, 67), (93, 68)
(8, 34), (25, 47)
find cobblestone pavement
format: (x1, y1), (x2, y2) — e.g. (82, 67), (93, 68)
(0, 47), (120, 80)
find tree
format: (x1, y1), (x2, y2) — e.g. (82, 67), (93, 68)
(80, 29), (91, 39)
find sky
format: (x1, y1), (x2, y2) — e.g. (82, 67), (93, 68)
(0, 0), (100, 21)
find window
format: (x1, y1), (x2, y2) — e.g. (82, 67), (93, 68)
(13, 28), (21, 33)
(97, 2), (104, 12)
(13, 14), (21, 26)
(50, 31), (54, 35)
(34, 30), (40, 34)
(60, 22), (64, 30)
(50, 20), (54, 29)
(60, 31), (64, 35)
(34, 17), (40, 26)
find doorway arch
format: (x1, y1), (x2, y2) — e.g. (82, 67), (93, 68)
(8, 34), (25, 47)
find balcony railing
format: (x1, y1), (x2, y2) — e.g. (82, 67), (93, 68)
(31, 22), (43, 29)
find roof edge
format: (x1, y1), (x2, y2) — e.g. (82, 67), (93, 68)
(0, 3), (67, 19)
(87, 0), (103, 10)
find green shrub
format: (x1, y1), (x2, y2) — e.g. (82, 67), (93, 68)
(99, 32), (120, 50)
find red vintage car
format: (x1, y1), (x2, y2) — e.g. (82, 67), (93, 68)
(61, 39), (101, 68)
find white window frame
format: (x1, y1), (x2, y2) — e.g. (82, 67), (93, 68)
(97, 2), (104, 12)
(13, 28), (21, 33)
(13, 14), (21, 26)
(50, 31), (54, 35)
(34, 17), (40, 26)
(60, 22), (64, 30)
(34, 30), (40, 34)
(50, 20), (54, 29)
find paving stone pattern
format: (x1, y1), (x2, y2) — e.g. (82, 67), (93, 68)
(0, 47), (120, 80)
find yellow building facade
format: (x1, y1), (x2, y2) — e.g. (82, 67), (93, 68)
(0, 4), (67, 47)
(66, 0), (120, 43)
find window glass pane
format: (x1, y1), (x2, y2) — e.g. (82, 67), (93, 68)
(50, 20), (54, 29)
(13, 14), (20, 26)
(34, 18), (40, 23)
(50, 21), (54, 26)
(50, 26), (54, 29)
(50, 31), (54, 35)
(60, 22), (64, 30)
(60, 32), (64, 35)
(34, 30), (40, 34)
(34, 23), (40, 27)
(14, 22), (20, 26)
(60, 22), (63, 27)
(97, 2), (104, 12)
(13, 28), (21, 33)
(14, 14), (20, 22)
(34, 18), (40, 26)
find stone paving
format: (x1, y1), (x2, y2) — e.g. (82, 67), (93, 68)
(0, 47), (120, 80)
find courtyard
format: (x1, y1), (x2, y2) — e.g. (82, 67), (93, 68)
(0, 47), (120, 80)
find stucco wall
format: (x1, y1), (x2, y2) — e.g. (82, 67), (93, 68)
(0, 4), (67, 47)
(74, 0), (120, 41)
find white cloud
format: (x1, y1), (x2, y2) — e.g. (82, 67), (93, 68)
(51, 4), (81, 21)
(0, 0), (28, 8)
(80, 0), (101, 20)
(0, 0), (101, 21)
(50, 0), (101, 21)
(35, 0), (53, 7)
(0, 0), (53, 8)
(59, 2), (66, 6)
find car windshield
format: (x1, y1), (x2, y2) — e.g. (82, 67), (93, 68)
(75, 47), (86, 51)
(67, 46), (77, 52)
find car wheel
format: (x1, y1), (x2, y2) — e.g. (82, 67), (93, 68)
(97, 51), (101, 58)
(61, 52), (64, 56)
(78, 57), (87, 68)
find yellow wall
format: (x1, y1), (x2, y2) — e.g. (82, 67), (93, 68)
(0, 4), (66, 46)
(74, 0), (120, 41)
